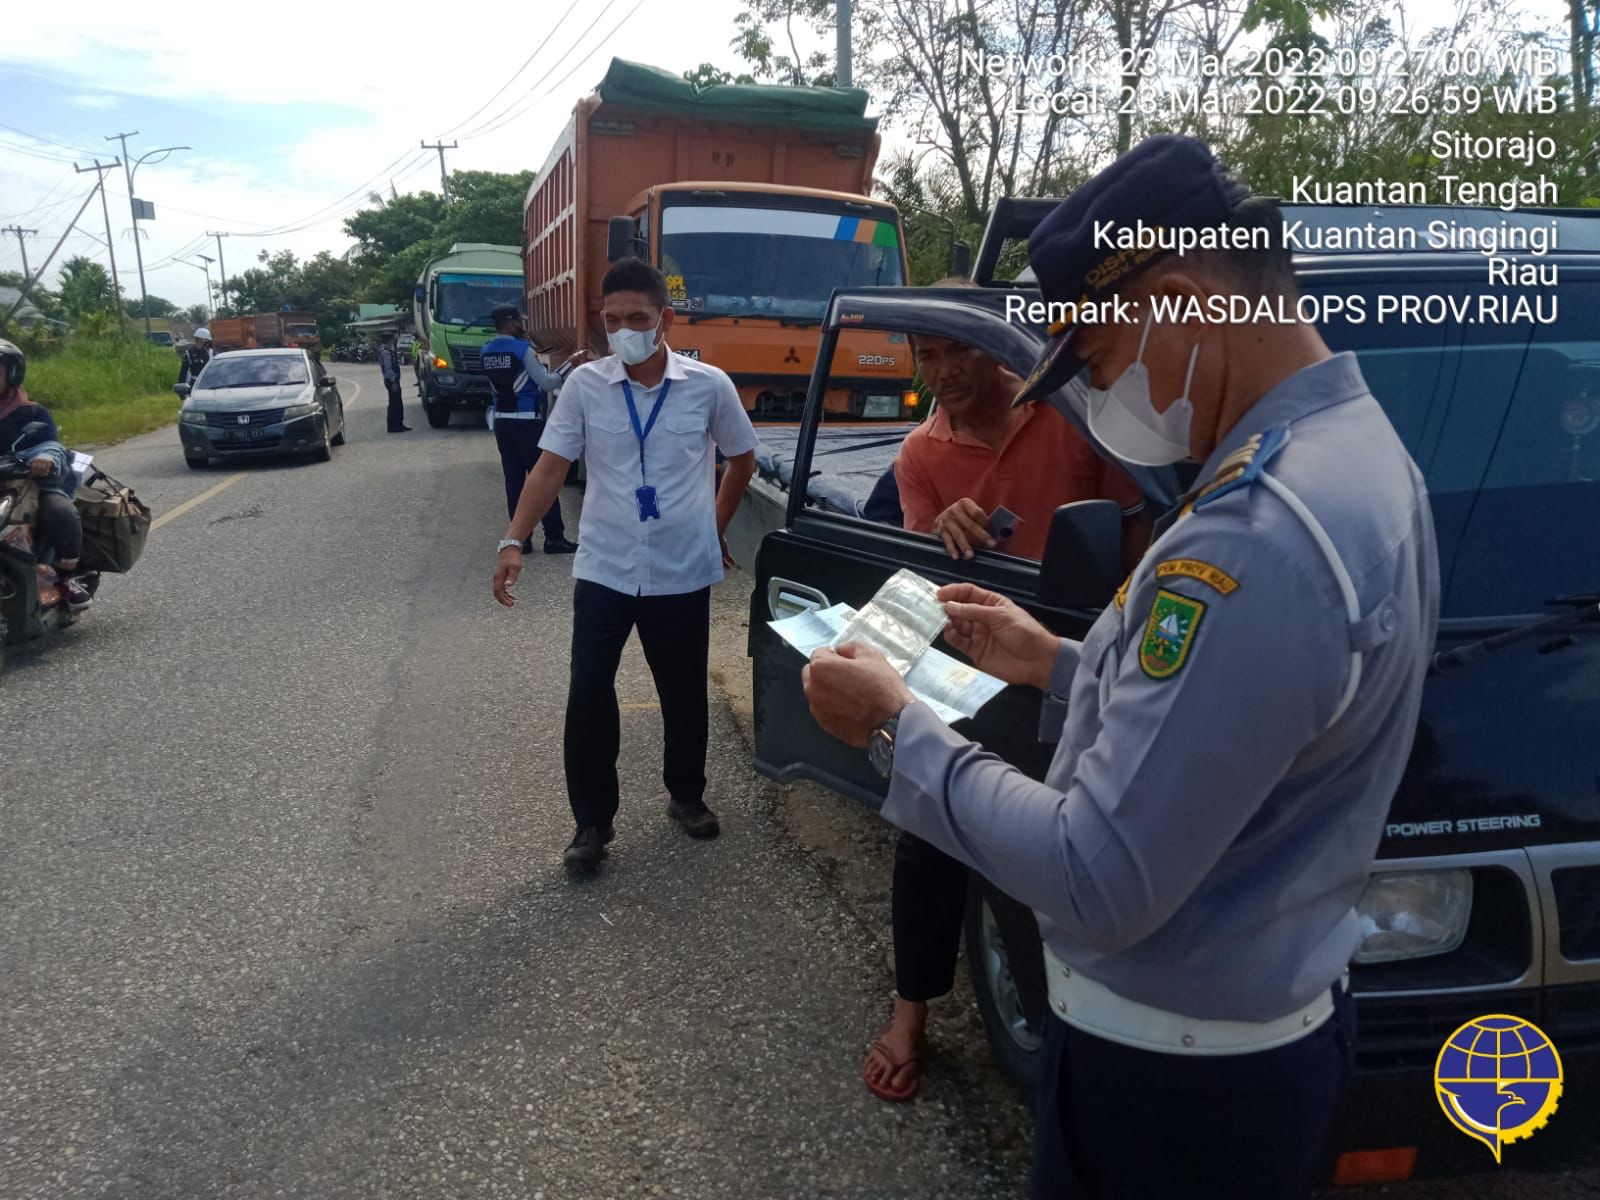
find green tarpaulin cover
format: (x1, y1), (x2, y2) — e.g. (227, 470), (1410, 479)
(596, 58), (878, 134)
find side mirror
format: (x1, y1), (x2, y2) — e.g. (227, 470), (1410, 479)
(322, 375), (337, 385)
(607, 215), (646, 263)
(1036, 499), (1122, 610)
(174, 383), (191, 398)
(948, 240), (973, 278)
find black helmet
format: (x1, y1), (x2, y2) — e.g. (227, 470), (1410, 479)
(490, 303), (522, 326)
(0, 338), (24, 390)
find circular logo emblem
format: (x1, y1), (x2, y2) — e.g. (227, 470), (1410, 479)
(1435, 1014), (1563, 1162)
(1560, 396), (1600, 438)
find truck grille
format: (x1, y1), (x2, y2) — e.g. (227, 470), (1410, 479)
(206, 409), (285, 428)
(1552, 867), (1600, 961)
(447, 342), (483, 372)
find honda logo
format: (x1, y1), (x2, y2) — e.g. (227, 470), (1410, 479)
(238, 414), (250, 425)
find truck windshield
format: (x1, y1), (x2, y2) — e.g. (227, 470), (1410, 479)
(659, 202), (905, 320)
(436, 274), (523, 327)
(287, 324), (318, 339)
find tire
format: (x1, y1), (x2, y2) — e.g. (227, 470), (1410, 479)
(185, 455), (208, 469)
(964, 883), (1049, 1092)
(311, 431), (332, 463)
(331, 417), (346, 447)
(424, 404), (450, 429)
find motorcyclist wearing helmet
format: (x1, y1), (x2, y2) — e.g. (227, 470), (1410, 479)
(0, 339), (91, 609)
(179, 327), (213, 386)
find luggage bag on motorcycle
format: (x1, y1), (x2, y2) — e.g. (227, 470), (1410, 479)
(74, 469), (152, 573)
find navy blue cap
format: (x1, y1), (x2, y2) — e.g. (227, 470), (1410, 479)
(1015, 135), (1251, 404)
(490, 303), (523, 324)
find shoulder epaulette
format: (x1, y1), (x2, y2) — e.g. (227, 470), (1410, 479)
(1192, 424), (1291, 510)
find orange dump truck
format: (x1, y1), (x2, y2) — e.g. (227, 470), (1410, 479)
(525, 58), (914, 419)
(207, 316), (255, 351)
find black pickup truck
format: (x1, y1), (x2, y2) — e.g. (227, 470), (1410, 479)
(746, 202), (1600, 1185)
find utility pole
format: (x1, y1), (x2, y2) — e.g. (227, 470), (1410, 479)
(2, 225), (37, 279)
(207, 231), (230, 315)
(421, 140), (458, 203)
(106, 131), (188, 337)
(1, 184), (101, 328)
(837, 0), (853, 87)
(106, 131), (147, 334)
(195, 254), (215, 319)
(74, 158), (123, 312)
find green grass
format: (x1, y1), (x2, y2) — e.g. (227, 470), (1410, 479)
(21, 337), (181, 447)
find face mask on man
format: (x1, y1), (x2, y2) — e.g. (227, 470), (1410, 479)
(1082, 309), (1198, 467)
(607, 316), (663, 366)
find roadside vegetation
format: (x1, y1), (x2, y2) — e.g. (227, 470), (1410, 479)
(13, 332), (179, 447)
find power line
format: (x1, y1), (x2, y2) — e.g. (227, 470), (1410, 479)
(433, 0), (585, 138)
(466, 0), (643, 141)
(461, 0), (629, 140)
(0, 169), (75, 223)
(0, 120), (98, 158)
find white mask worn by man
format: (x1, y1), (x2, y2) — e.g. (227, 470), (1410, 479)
(608, 318), (662, 366)
(1082, 309), (1198, 467)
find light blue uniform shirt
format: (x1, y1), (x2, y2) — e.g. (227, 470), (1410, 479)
(539, 348), (758, 597)
(884, 352), (1441, 1023)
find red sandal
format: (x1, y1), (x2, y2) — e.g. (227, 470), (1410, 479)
(863, 1030), (924, 1103)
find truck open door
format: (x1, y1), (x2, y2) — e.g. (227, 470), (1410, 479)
(745, 286), (1174, 1086)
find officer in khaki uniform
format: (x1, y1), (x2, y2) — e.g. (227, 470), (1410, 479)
(802, 136), (1440, 1198)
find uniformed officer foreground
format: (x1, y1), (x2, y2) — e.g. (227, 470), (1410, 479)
(377, 332), (411, 433)
(492, 258), (758, 870)
(481, 303), (580, 555)
(803, 135), (1441, 1199)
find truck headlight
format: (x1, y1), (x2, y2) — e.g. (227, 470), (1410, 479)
(179, 407), (209, 425)
(432, 356), (449, 370)
(1353, 870), (1473, 963)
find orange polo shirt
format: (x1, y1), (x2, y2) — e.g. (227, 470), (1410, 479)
(894, 400), (1145, 560)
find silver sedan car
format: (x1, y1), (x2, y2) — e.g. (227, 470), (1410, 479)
(176, 348), (347, 468)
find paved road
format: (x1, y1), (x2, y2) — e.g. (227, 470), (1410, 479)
(2, 364), (1029, 1199)
(3, 363), (1592, 1198)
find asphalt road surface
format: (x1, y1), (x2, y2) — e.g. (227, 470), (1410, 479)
(3, 362), (1594, 1198)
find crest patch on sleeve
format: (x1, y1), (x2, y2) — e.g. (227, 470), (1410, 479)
(1139, 588), (1207, 680)
(1155, 558), (1239, 595)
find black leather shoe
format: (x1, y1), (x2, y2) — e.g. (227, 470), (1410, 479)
(667, 798), (720, 840)
(388, 425), (412, 433)
(563, 826), (608, 869)
(600, 821), (616, 846)
(544, 537), (579, 554)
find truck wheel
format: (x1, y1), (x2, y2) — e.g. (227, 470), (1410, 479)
(424, 404), (450, 429)
(964, 882), (1049, 1092)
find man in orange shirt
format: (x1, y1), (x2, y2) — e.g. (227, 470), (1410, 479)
(863, 326), (1148, 1104)
(895, 334), (1146, 562)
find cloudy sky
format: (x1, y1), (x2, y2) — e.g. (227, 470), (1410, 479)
(0, 0), (754, 310)
(0, 0), (1566, 313)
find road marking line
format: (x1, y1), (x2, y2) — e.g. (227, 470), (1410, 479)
(151, 472), (248, 531)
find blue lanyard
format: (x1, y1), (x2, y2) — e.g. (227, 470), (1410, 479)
(620, 378), (671, 484)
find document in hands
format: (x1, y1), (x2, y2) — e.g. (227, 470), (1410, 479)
(769, 570), (1006, 724)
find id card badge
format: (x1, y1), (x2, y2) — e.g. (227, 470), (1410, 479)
(635, 485), (661, 521)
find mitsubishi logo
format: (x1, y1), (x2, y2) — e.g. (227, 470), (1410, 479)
(237, 414), (250, 425)
(783, 346), (800, 364)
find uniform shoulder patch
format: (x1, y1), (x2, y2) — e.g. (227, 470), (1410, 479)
(1155, 558), (1239, 595)
(1139, 588), (1207, 680)
(1193, 424), (1291, 510)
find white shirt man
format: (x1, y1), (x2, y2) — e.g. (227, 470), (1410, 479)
(492, 258), (758, 870)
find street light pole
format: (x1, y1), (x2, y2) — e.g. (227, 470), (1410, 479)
(193, 255), (215, 319)
(207, 231), (230, 314)
(106, 131), (188, 338)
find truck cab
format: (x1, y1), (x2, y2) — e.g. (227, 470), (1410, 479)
(413, 243), (524, 428)
(747, 203), (1600, 1185)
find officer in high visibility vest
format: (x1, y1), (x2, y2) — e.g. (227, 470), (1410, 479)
(482, 303), (580, 554)
(802, 135), (1441, 1199)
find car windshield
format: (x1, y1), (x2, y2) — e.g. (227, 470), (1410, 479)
(197, 355), (308, 388)
(436, 274), (522, 327)
(659, 202), (905, 320)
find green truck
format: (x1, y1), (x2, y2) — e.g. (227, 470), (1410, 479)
(412, 242), (524, 428)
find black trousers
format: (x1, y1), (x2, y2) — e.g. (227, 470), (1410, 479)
(384, 379), (406, 430)
(892, 832), (970, 1001)
(563, 579), (710, 828)
(494, 417), (564, 540)
(1031, 983), (1355, 1199)
(35, 491), (83, 565)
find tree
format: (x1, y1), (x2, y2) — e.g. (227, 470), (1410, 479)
(57, 256), (117, 321)
(182, 303), (209, 326)
(125, 294), (178, 320)
(344, 192), (448, 259)
(682, 63), (758, 88)
(226, 249), (362, 345)
(440, 169), (535, 247)
(732, 0), (835, 84)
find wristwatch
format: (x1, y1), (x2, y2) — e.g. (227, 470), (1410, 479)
(496, 538), (524, 554)
(868, 713), (900, 779)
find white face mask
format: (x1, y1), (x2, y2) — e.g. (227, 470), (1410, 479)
(607, 316), (662, 366)
(1082, 310), (1198, 467)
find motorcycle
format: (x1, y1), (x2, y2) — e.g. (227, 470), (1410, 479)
(0, 434), (103, 677)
